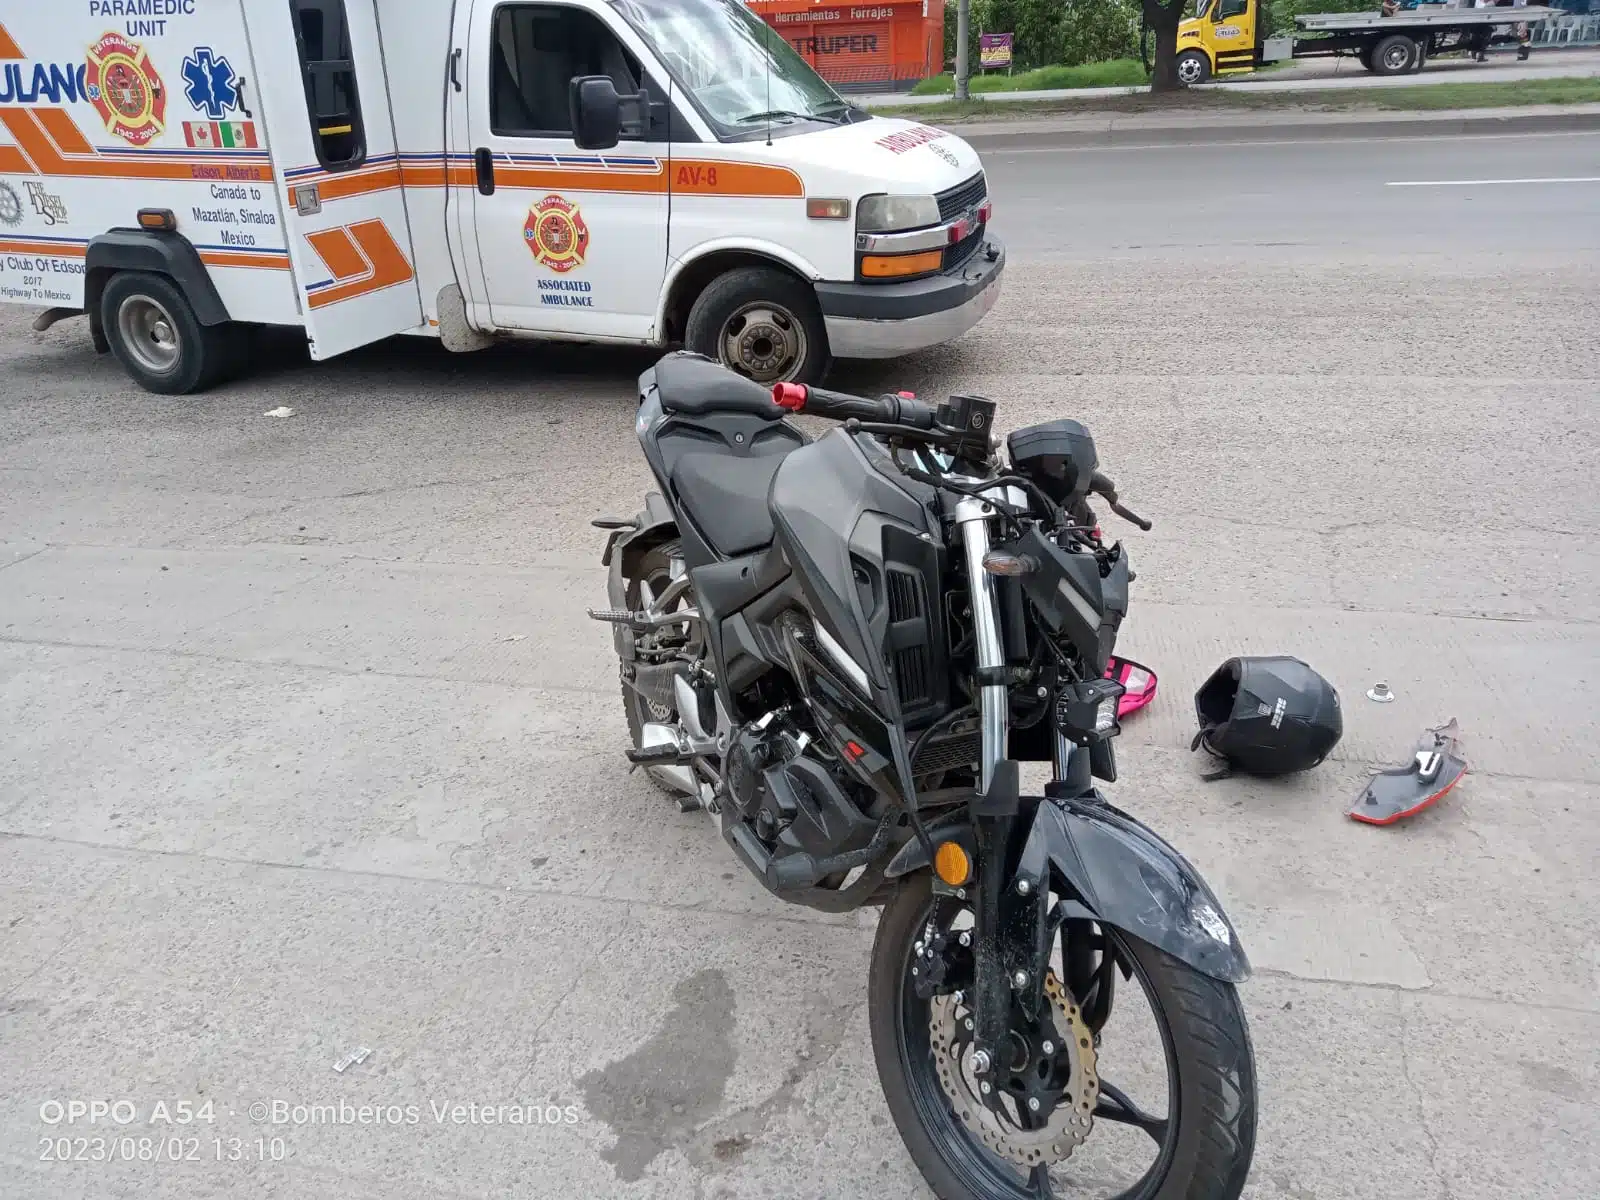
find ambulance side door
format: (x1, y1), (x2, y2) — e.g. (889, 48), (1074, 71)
(460, 0), (668, 339)
(242, 0), (423, 359)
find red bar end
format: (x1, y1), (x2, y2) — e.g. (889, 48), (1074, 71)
(773, 382), (807, 411)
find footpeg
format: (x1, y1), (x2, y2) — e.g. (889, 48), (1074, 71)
(588, 606), (700, 631)
(626, 744), (695, 767)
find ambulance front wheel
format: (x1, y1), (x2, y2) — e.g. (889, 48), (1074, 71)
(101, 271), (244, 395)
(685, 265), (831, 386)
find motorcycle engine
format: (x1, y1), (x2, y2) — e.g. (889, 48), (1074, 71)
(724, 723), (796, 844)
(725, 725), (775, 820)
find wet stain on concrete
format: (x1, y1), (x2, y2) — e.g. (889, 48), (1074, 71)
(579, 968), (737, 1182)
(1519, 1060), (1589, 1102)
(686, 996), (857, 1170)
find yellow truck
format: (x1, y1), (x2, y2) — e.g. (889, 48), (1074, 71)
(1176, 0), (1559, 84)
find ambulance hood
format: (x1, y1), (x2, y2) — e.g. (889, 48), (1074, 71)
(779, 117), (983, 195)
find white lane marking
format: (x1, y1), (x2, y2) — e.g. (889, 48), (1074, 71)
(1387, 176), (1600, 186)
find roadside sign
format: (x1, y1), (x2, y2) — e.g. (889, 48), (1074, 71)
(979, 32), (1013, 69)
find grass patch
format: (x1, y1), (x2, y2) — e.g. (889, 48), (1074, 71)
(874, 75), (1600, 121)
(910, 59), (1149, 96)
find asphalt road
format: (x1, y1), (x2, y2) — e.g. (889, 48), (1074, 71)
(867, 46), (1600, 106)
(2, 131), (1598, 1200)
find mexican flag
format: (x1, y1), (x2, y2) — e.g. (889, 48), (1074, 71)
(184, 121), (258, 150)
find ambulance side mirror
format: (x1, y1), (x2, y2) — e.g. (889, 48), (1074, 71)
(571, 76), (622, 150)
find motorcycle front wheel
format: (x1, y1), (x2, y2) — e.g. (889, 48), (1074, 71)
(869, 873), (1257, 1200)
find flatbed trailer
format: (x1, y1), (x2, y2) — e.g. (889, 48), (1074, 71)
(1177, 1), (1563, 83)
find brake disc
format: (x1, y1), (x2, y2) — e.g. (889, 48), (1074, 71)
(929, 972), (1099, 1169)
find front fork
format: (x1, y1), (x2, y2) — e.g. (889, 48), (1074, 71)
(954, 497), (1062, 1093)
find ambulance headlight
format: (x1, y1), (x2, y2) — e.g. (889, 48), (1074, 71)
(857, 193), (941, 233)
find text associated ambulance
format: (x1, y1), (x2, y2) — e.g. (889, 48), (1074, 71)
(0, 0), (1003, 393)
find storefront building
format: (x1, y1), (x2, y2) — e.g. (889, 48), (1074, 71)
(747, 0), (945, 92)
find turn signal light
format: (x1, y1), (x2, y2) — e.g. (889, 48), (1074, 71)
(137, 208), (176, 231)
(981, 551), (1037, 577)
(933, 841), (972, 887)
(861, 250), (942, 278)
(806, 197), (851, 220)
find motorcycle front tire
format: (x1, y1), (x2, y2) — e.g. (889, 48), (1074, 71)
(868, 873), (1258, 1200)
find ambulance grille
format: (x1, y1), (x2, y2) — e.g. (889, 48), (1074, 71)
(936, 172), (988, 223)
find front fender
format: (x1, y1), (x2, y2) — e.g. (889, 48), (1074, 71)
(1026, 796), (1250, 983)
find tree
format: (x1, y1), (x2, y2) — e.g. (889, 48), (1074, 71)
(1140, 0), (1189, 91)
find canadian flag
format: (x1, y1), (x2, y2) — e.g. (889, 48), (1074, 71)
(184, 122), (215, 149)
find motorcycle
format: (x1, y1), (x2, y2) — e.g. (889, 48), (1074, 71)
(591, 352), (1257, 1199)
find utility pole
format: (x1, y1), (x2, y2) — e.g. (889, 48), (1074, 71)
(955, 0), (971, 101)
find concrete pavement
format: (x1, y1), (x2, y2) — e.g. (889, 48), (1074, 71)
(2, 132), (1598, 1199)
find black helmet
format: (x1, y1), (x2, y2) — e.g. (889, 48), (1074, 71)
(1192, 656), (1342, 777)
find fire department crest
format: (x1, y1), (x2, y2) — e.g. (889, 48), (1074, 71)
(86, 33), (167, 147)
(523, 194), (589, 273)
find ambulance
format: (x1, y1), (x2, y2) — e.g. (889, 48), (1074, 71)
(0, 0), (1003, 393)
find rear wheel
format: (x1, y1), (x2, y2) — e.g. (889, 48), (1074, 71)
(619, 542), (695, 799)
(1371, 34), (1418, 75)
(685, 265), (830, 386)
(100, 271), (243, 395)
(869, 873), (1257, 1200)
(1175, 51), (1211, 86)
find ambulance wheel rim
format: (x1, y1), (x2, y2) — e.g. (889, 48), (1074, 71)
(720, 302), (806, 384)
(116, 295), (182, 375)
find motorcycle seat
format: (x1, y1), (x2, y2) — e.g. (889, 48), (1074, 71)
(670, 450), (788, 557)
(654, 352), (784, 419)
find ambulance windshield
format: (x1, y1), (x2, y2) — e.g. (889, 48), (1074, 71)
(611, 0), (849, 132)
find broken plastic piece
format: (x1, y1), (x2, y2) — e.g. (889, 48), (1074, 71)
(1349, 719), (1466, 826)
(1104, 655), (1157, 719)
(263, 406), (295, 418)
(332, 1046), (372, 1073)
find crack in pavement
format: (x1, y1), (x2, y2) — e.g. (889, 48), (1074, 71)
(1397, 996), (1456, 1200)
(4, 830), (1597, 1021)
(683, 997), (859, 1173)
(0, 633), (613, 699)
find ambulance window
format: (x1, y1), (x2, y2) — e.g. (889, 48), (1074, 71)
(490, 5), (644, 138)
(290, 0), (367, 171)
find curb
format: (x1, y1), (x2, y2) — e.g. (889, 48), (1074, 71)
(942, 108), (1600, 149)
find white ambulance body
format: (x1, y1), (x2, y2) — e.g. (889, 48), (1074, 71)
(0, 0), (1003, 393)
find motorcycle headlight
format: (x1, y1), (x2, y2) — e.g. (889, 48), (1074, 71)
(1055, 677), (1125, 745)
(856, 193), (941, 233)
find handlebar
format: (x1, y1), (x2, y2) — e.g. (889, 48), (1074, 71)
(772, 382), (936, 430)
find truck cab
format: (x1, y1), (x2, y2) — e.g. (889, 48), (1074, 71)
(0, 0), (1003, 393)
(1177, 0), (1263, 84)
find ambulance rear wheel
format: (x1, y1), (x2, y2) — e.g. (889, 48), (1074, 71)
(101, 271), (242, 395)
(685, 265), (830, 386)
(1176, 51), (1211, 86)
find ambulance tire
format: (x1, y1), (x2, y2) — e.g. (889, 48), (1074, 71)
(685, 265), (831, 386)
(101, 271), (243, 395)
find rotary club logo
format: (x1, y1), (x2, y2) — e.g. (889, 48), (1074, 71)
(523, 194), (589, 273)
(86, 33), (167, 147)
